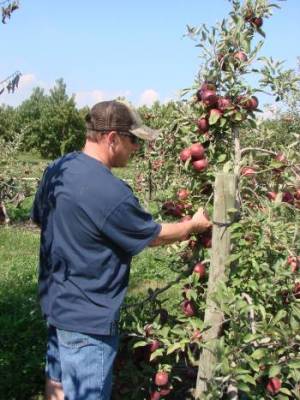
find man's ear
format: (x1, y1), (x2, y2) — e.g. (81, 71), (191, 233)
(107, 131), (118, 147)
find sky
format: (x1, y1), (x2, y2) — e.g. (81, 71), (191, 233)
(0, 0), (299, 111)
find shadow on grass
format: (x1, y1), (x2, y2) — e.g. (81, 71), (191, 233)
(0, 228), (46, 400)
(0, 279), (46, 400)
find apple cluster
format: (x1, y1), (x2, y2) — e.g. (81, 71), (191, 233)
(195, 82), (259, 135)
(150, 371), (171, 400)
(180, 142), (208, 172)
(244, 8), (263, 28)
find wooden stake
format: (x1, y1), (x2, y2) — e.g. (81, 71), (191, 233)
(195, 172), (236, 398)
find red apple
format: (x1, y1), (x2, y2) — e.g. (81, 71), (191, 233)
(251, 17), (263, 28)
(190, 143), (205, 160)
(241, 166), (256, 177)
(246, 96), (259, 110)
(191, 329), (202, 341)
(196, 83), (216, 101)
(162, 201), (182, 217)
(159, 385), (171, 396)
(201, 89), (218, 107)
(266, 377), (281, 395)
(282, 191), (294, 204)
(177, 188), (189, 201)
(193, 262), (206, 280)
(154, 371), (169, 387)
(267, 191), (277, 201)
(150, 391), (161, 400)
(217, 97), (232, 111)
(192, 158), (209, 172)
(182, 300), (196, 317)
(275, 152), (287, 163)
(149, 340), (161, 353)
(200, 234), (212, 248)
(180, 148), (192, 162)
(239, 96), (259, 110)
(288, 256), (299, 273)
(197, 118), (209, 133)
(233, 51), (248, 63)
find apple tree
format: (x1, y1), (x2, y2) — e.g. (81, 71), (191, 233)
(115, 1), (300, 399)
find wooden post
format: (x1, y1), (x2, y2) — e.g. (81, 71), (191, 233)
(195, 172), (236, 398)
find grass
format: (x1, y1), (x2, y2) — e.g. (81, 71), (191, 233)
(0, 226), (45, 400)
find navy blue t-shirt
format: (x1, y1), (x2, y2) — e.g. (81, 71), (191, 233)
(31, 152), (161, 335)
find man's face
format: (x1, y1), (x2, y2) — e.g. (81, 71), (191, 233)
(110, 132), (141, 168)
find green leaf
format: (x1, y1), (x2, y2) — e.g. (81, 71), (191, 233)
(132, 340), (148, 349)
(219, 117), (227, 127)
(149, 348), (164, 361)
(288, 360), (300, 369)
(166, 342), (183, 355)
(225, 253), (240, 265)
(217, 154), (227, 163)
(237, 382), (251, 393)
(209, 111), (221, 125)
(243, 333), (260, 344)
(269, 365), (281, 377)
(251, 349), (266, 360)
(233, 112), (243, 121)
(272, 310), (287, 326)
(279, 388), (292, 396)
(257, 28), (266, 38)
(236, 374), (256, 385)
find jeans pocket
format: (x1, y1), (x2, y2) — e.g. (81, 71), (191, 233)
(57, 329), (90, 349)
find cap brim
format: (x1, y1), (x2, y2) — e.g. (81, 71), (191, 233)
(131, 125), (160, 141)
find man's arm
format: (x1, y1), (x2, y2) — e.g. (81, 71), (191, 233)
(149, 208), (211, 247)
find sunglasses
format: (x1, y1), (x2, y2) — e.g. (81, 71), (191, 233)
(118, 131), (141, 145)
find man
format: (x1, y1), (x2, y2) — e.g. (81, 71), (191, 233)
(31, 100), (211, 400)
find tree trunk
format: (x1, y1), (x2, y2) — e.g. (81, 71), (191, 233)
(0, 202), (10, 225)
(195, 172), (236, 398)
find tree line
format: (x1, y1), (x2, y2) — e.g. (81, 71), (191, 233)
(0, 78), (87, 158)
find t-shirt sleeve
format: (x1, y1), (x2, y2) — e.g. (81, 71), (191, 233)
(101, 195), (161, 256)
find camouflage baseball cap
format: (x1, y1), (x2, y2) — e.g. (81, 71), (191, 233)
(86, 100), (160, 141)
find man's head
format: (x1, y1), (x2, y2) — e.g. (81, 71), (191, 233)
(84, 100), (159, 168)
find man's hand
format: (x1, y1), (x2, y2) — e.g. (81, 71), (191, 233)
(191, 207), (212, 233)
(149, 207), (212, 247)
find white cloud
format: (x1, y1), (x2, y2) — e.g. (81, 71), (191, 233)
(139, 89), (159, 106)
(75, 90), (106, 108)
(19, 73), (36, 89)
(258, 103), (281, 121)
(75, 89), (132, 108)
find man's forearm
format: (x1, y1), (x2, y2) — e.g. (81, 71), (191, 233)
(149, 221), (196, 247)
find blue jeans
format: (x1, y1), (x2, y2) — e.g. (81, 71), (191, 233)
(46, 324), (119, 400)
